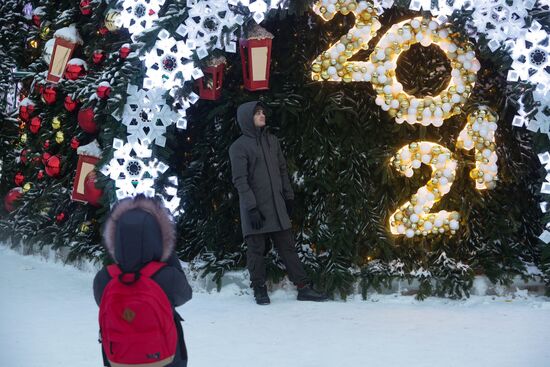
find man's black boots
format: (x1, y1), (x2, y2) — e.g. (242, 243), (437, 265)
(297, 284), (328, 302)
(253, 285), (270, 305)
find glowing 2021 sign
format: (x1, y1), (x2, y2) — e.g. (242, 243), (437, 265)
(311, 0), (499, 238)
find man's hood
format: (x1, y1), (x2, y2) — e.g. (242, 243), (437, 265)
(102, 195), (175, 272)
(236, 101), (265, 138)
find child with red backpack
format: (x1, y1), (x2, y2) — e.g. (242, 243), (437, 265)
(93, 195), (192, 367)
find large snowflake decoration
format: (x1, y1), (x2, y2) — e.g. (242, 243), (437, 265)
(120, 0), (166, 41)
(181, 0), (244, 53)
(122, 85), (180, 147)
(141, 30), (194, 89)
(508, 21), (550, 84)
(101, 139), (169, 199)
(469, 0), (530, 49)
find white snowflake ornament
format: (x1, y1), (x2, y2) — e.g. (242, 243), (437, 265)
(120, 0), (166, 41)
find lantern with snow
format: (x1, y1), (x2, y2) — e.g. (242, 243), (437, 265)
(72, 140), (102, 205)
(239, 25), (273, 91)
(19, 98), (35, 121)
(4, 188), (23, 212)
(78, 107), (97, 134)
(47, 24), (83, 84)
(196, 56), (226, 101)
(64, 58), (87, 80)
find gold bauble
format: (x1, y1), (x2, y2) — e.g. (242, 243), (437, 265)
(55, 131), (64, 144)
(21, 133), (27, 143)
(51, 117), (61, 130)
(312, 63), (322, 73)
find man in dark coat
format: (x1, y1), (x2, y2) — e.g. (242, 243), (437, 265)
(93, 195), (192, 367)
(229, 101), (327, 305)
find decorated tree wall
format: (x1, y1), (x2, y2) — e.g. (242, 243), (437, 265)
(1, 0), (549, 299)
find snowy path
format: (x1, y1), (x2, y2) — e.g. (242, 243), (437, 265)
(1, 246), (550, 367)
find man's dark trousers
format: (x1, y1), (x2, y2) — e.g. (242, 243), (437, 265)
(245, 229), (309, 287)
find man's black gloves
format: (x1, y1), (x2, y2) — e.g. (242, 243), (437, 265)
(248, 208), (264, 230)
(285, 199), (294, 217)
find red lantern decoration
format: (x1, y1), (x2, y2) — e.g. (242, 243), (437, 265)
(120, 43), (131, 59)
(72, 140), (101, 205)
(77, 107), (97, 134)
(239, 27), (273, 91)
(19, 98), (35, 121)
(64, 59), (87, 80)
(45, 155), (61, 177)
(30, 116), (42, 134)
(92, 50), (105, 64)
(64, 95), (78, 112)
(4, 188), (23, 212)
(96, 82), (111, 99)
(14, 172), (25, 186)
(196, 63), (225, 101)
(42, 86), (57, 105)
(79, 0), (92, 15)
(47, 25), (82, 83)
(71, 137), (80, 149)
(84, 171), (103, 207)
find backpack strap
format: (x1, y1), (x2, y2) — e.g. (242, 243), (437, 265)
(106, 264), (123, 278)
(139, 261), (167, 278)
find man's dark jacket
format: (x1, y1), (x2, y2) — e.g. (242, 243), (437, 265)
(229, 101), (294, 237)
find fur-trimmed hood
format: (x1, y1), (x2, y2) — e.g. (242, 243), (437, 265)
(102, 195), (175, 272)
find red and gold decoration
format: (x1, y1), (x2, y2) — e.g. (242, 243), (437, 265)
(42, 86), (57, 105)
(64, 95), (79, 112)
(196, 56), (226, 101)
(77, 107), (97, 134)
(64, 58), (88, 80)
(72, 140), (102, 206)
(4, 188), (23, 213)
(45, 155), (62, 177)
(47, 24), (83, 83)
(239, 25), (273, 91)
(30, 116), (42, 134)
(19, 98), (35, 121)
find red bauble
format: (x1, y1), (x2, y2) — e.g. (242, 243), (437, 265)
(84, 171), (103, 207)
(19, 104), (35, 121)
(64, 64), (85, 80)
(79, 0), (92, 15)
(93, 50), (105, 64)
(43, 140), (50, 150)
(64, 95), (78, 112)
(77, 108), (98, 134)
(4, 188), (23, 212)
(30, 116), (41, 134)
(14, 172), (25, 186)
(55, 212), (65, 223)
(42, 152), (51, 165)
(32, 15), (41, 27)
(42, 87), (57, 105)
(37, 170), (44, 180)
(97, 84), (111, 99)
(120, 44), (131, 59)
(45, 155), (61, 177)
(98, 27), (109, 36)
(20, 150), (28, 164)
(70, 137), (80, 149)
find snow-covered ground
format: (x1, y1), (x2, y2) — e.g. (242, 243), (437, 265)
(1, 245), (550, 367)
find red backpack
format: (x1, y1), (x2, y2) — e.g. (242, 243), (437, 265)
(99, 261), (177, 367)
